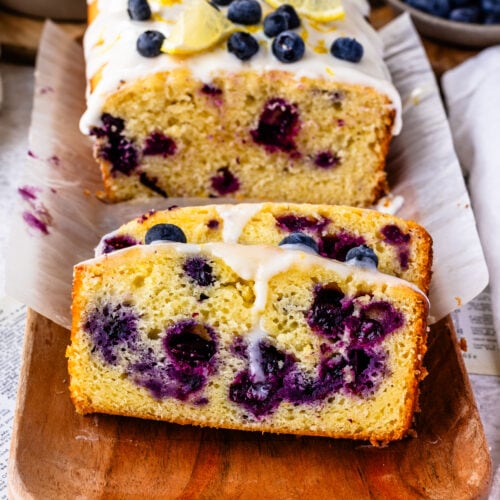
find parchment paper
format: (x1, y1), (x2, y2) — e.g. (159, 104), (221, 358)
(442, 47), (500, 343)
(5, 15), (488, 330)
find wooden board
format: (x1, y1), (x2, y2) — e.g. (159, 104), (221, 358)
(0, 9), (85, 63)
(8, 310), (492, 498)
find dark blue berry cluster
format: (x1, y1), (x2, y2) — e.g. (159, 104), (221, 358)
(226, 2), (305, 62)
(404, 0), (500, 23)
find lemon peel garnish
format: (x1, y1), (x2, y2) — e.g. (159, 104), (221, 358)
(161, 0), (237, 55)
(313, 39), (328, 54)
(158, 0), (183, 5)
(264, 0), (345, 22)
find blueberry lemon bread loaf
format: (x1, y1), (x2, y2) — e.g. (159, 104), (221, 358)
(97, 203), (433, 293)
(81, 0), (401, 204)
(68, 241), (428, 443)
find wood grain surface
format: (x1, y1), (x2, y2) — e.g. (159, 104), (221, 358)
(0, 9), (85, 63)
(8, 310), (491, 499)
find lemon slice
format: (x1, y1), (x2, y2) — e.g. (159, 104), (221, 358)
(264, 0), (345, 22)
(162, 0), (237, 55)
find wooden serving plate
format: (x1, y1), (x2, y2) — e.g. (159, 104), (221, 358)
(8, 310), (491, 498)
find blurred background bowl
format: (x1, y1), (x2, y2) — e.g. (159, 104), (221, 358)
(386, 0), (500, 47)
(0, 0), (86, 21)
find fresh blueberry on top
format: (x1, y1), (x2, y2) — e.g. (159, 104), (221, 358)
(227, 0), (262, 24)
(330, 37), (364, 63)
(264, 11), (290, 37)
(276, 4), (301, 29)
(227, 32), (260, 60)
(449, 6), (480, 21)
(272, 31), (305, 63)
(345, 245), (378, 268)
(279, 232), (319, 254)
(145, 223), (187, 244)
(136, 30), (165, 58)
(127, 0), (151, 20)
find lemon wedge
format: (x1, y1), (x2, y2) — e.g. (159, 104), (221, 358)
(162, 0), (237, 55)
(264, 0), (345, 22)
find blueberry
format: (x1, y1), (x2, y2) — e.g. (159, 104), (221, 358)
(449, 6), (480, 21)
(272, 31), (305, 63)
(345, 245), (378, 268)
(449, 0), (471, 6)
(319, 232), (365, 261)
(101, 234), (137, 254)
(210, 166), (240, 195)
(275, 214), (329, 233)
(264, 11), (290, 37)
(276, 4), (301, 29)
(279, 232), (319, 254)
(84, 303), (139, 365)
(405, 0), (451, 17)
(484, 12), (500, 22)
(481, 0), (500, 14)
(227, 0), (262, 24)
(250, 98), (300, 152)
(306, 285), (352, 341)
(212, 0), (233, 4)
(314, 151), (340, 169)
(127, 0), (151, 20)
(227, 32), (260, 60)
(165, 329), (216, 367)
(145, 223), (187, 243)
(136, 30), (165, 58)
(183, 257), (215, 286)
(143, 132), (177, 157)
(330, 37), (364, 63)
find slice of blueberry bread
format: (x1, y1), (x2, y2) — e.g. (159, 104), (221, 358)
(68, 241), (428, 444)
(81, 0), (401, 205)
(97, 203), (433, 294)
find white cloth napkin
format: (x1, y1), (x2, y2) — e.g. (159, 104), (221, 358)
(442, 46), (500, 342)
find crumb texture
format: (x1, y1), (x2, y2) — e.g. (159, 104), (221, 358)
(68, 243), (428, 443)
(90, 72), (394, 205)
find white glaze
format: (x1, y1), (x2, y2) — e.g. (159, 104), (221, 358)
(87, 241), (429, 305)
(84, 241), (429, 376)
(80, 0), (401, 134)
(279, 243), (318, 255)
(246, 322), (268, 382)
(215, 203), (263, 243)
(374, 194), (405, 215)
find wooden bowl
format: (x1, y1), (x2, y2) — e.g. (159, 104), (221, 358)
(386, 0), (500, 47)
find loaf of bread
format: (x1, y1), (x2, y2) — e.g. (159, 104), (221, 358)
(97, 203), (433, 293)
(68, 241), (428, 444)
(81, 0), (401, 205)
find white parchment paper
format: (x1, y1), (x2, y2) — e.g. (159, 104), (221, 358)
(442, 47), (500, 344)
(5, 16), (488, 330)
